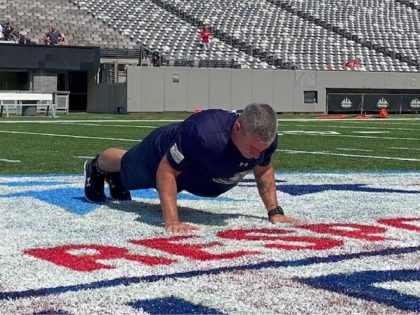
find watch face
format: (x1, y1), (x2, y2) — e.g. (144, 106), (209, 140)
(275, 206), (284, 215)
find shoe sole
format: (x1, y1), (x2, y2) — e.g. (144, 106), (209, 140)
(105, 176), (132, 201)
(107, 185), (132, 201)
(84, 160), (106, 203)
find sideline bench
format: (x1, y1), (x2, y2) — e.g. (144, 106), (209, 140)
(0, 92), (56, 117)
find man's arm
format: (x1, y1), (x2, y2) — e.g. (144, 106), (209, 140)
(253, 163), (303, 225)
(156, 154), (199, 233)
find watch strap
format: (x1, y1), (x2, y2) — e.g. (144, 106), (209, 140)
(268, 206), (284, 220)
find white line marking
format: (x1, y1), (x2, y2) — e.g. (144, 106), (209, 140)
(0, 117), (419, 124)
(291, 123), (420, 131)
(390, 147), (420, 151)
(0, 130), (140, 142)
(60, 123), (158, 129)
(60, 123), (102, 126)
(336, 148), (373, 152)
(352, 131), (390, 134)
(280, 133), (420, 141)
(308, 118), (420, 122)
(0, 119), (183, 124)
(74, 156), (96, 159)
(309, 120), (420, 126)
(277, 149), (420, 162)
(282, 130), (341, 135)
(0, 158), (21, 163)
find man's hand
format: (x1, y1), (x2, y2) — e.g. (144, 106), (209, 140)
(165, 221), (199, 234)
(270, 214), (304, 225)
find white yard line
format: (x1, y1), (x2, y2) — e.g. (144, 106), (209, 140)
(1, 128), (417, 146)
(74, 155), (96, 159)
(0, 117), (419, 124)
(0, 130), (140, 142)
(291, 123), (420, 131)
(277, 149), (420, 162)
(390, 147), (420, 151)
(336, 148), (373, 152)
(315, 120), (420, 127)
(352, 131), (390, 134)
(280, 132), (420, 142)
(60, 123), (158, 129)
(0, 158), (21, 163)
(0, 119), (183, 124)
(280, 118), (420, 122)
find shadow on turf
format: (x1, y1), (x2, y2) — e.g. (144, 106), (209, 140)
(106, 200), (263, 228)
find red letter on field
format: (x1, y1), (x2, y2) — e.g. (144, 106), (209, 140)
(132, 236), (260, 261)
(25, 244), (174, 271)
(378, 217), (420, 232)
(299, 223), (388, 241)
(217, 228), (343, 250)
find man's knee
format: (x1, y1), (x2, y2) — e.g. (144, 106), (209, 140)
(98, 148), (127, 172)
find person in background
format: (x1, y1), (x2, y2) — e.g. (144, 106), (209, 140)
(152, 50), (161, 66)
(57, 29), (68, 45)
(0, 23), (4, 40)
(200, 26), (211, 50)
(44, 26), (63, 45)
(3, 22), (15, 41)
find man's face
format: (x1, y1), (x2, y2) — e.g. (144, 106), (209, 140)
(234, 127), (271, 159)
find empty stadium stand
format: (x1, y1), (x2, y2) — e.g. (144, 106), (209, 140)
(0, 0), (418, 71)
(0, 0), (136, 50)
(275, 0), (419, 71)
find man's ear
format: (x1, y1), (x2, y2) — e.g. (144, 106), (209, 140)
(233, 120), (242, 133)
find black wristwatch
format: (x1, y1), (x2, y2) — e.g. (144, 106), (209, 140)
(267, 206), (285, 221)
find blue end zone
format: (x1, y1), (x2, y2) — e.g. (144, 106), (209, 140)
(239, 179), (420, 196)
(128, 296), (225, 314)
(299, 269), (420, 312)
(0, 188), (239, 215)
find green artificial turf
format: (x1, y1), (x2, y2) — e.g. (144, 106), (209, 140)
(0, 113), (419, 175)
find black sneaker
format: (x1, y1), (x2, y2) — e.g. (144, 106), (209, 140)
(105, 172), (132, 201)
(84, 158), (106, 202)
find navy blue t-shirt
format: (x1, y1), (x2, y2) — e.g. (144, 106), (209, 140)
(121, 109), (277, 197)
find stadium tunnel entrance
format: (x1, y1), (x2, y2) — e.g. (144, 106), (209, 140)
(0, 43), (99, 113)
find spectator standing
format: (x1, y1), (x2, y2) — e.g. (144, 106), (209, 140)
(344, 58), (361, 70)
(43, 26), (54, 45)
(3, 22), (14, 41)
(152, 50), (161, 67)
(200, 26), (211, 50)
(57, 29), (67, 45)
(49, 27), (61, 45)
(44, 26), (63, 45)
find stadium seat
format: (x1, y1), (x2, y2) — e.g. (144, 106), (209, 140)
(3, 0), (418, 71)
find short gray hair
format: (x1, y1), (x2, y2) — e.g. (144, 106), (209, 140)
(238, 103), (278, 142)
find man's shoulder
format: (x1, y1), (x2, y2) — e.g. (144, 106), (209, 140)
(188, 109), (236, 127)
(195, 108), (236, 118)
(185, 109), (236, 146)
